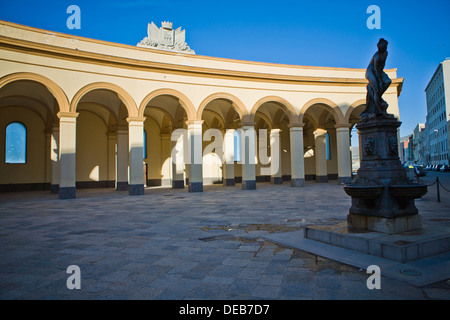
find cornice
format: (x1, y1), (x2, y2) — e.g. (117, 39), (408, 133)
(0, 21), (403, 93)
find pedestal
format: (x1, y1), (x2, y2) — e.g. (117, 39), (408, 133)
(344, 115), (427, 233)
(347, 213), (422, 234)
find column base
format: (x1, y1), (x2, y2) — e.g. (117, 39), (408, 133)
(50, 184), (59, 194)
(129, 184), (144, 195)
(59, 186), (76, 199)
(271, 177), (283, 184)
(347, 213), (422, 234)
(223, 178), (235, 186)
(316, 175), (328, 183)
(188, 182), (203, 192)
(290, 178), (305, 187)
(116, 181), (128, 191)
(242, 180), (256, 190)
(172, 180), (185, 189)
(338, 176), (352, 184)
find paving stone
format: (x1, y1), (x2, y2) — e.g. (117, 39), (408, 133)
(0, 182), (449, 300)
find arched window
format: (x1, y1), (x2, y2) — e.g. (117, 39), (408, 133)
(234, 130), (241, 162)
(5, 122), (27, 164)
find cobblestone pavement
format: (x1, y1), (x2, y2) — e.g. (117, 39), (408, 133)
(1, 181), (450, 300)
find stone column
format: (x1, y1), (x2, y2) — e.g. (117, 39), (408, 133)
(223, 129), (235, 186)
(160, 133), (172, 187)
(107, 131), (116, 188)
(171, 129), (186, 189)
(289, 125), (305, 187)
(314, 128), (328, 183)
(187, 120), (203, 192)
(336, 125), (352, 184)
(57, 112), (78, 199)
(127, 117), (145, 195)
(241, 124), (256, 190)
(116, 128), (128, 191)
(270, 128), (282, 184)
(50, 125), (60, 193)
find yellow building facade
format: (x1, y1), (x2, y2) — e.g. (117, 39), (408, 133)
(0, 21), (404, 199)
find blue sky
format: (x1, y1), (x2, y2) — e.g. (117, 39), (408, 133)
(1, 0), (449, 141)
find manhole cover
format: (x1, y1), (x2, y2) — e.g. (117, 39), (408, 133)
(400, 269), (422, 276)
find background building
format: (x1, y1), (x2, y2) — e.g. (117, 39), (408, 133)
(413, 123), (426, 165)
(425, 58), (450, 165)
(400, 135), (412, 164)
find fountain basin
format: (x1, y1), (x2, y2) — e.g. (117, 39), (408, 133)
(343, 185), (383, 199)
(389, 184), (427, 199)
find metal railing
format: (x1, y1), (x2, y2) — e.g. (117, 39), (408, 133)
(416, 175), (450, 202)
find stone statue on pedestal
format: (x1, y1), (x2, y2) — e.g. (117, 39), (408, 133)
(360, 38), (392, 118)
(344, 38), (427, 234)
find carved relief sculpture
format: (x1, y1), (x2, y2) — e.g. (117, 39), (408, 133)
(138, 21), (195, 54)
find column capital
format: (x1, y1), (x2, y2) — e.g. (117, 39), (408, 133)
(334, 123), (352, 130)
(185, 120), (204, 127)
(288, 122), (305, 129)
(289, 126), (304, 133)
(270, 128), (282, 135)
(57, 112), (79, 120)
(240, 122), (256, 128)
(107, 131), (117, 139)
(313, 128), (327, 137)
(126, 116), (146, 124)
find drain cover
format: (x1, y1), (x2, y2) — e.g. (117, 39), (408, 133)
(400, 269), (422, 276)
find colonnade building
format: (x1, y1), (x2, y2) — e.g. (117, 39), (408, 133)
(0, 21), (404, 199)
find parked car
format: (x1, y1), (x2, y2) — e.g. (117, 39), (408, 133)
(440, 165), (450, 172)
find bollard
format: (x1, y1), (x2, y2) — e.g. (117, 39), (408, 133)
(437, 177), (441, 202)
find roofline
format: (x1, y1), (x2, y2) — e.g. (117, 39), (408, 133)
(0, 19), (398, 73)
(424, 60), (448, 92)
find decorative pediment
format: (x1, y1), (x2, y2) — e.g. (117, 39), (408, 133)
(137, 21), (195, 54)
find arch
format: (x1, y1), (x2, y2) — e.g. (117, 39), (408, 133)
(254, 112), (273, 130)
(0, 72), (70, 113)
(251, 96), (298, 125)
(197, 92), (248, 122)
(344, 99), (366, 123)
(143, 105), (175, 126)
(303, 113), (319, 130)
(70, 82), (138, 117)
(75, 107), (110, 129)
(203, 109), (226, 130)
(299, 98), (345, 125)
(0, 97), (48, 124)
(77, 101), (119, 125)
(139, 88), (196, 120)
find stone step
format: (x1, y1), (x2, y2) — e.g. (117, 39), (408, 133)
(304, 222), (450, 263)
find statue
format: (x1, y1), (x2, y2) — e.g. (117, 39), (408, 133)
(360, 38), (392, 118)
(344, 38), (428, 234)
